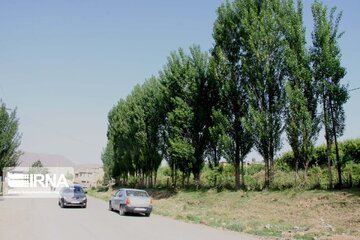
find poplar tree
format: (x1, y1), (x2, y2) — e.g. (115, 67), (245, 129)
(311, 0), (348, 188)
(241, 0), (287, 187)
(283, 0), (320, 182)
(213, 0), (253, 190)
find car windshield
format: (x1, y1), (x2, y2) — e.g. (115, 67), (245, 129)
(62, 186), (84, 194)
(126, 190), (148, 197)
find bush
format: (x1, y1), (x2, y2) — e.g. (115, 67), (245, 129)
(270, 171), (295, 190)
(275, 153), (293, 172)
(247, 163), (265, 175)
(203, 166), (224, 190)
(342, 139), (360, 164)
(276, 138), (360, 171)
(202, 164), (235, 190)
(127, 175), (138, 188)
(156, 166), (172, 187)
(96, 185), (109, 192)
(343, 162), (360, 187)
(245, 171), (265, 191)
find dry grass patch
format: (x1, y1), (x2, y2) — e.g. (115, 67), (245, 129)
(152, 189), (360, 239)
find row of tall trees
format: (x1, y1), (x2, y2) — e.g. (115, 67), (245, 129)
(103, 78), (164, 186)
(103, 0), (348, 189)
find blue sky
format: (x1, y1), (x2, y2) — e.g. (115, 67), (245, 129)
(0, 0), (359, 164)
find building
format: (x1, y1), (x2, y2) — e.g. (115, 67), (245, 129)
(219, 157), (228, 166)
(74, 165), (104, 189)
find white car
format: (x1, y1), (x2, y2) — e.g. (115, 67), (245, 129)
(109, 188), (152, 216)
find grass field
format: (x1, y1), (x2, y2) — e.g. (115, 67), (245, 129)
(88, 188), (360, 240)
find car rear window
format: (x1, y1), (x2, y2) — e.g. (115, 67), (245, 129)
(126, 190), (149, 197)
(62, 186), (84, 194)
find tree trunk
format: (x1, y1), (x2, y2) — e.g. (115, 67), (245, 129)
(181, 172), (185, 188)
(194, 172), (200, 190)
(304, 162), (309, 183)
(142, 172), (145, 188)
(295, 158), (299, 184)
(235, 161), (240, 190)
(154, 170), (157, 187)
(264, 157), (270, 188)
(235, 140), (241, 190)
(149, 171), (153, 188)
(240, 158), (245, 190)
(214, 174), (217, 188)
(171, 161), (176, 187)
(326, 135), (333, 189)
(269, 147), (274, 185)
(330, 102), (342, 188)
(214, 147), (218, 167)
(323, 97), (333, 189)
(193, 148), (203, 190)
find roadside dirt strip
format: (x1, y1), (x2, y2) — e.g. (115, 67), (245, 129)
(0, 196), (259, 240)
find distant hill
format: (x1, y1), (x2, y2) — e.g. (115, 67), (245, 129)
(18, 152), (75, 167)
(75, 164), (102, 172)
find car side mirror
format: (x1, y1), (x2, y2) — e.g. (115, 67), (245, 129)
(84, 190), (87, 194)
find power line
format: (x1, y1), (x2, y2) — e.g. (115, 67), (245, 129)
(349, 87), (360, 92)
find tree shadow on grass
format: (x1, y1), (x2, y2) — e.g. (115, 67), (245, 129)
(338, 188), (360, 198)
(147, 189), (177, 200)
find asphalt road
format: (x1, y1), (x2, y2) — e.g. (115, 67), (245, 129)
(0, 196), (259, 240)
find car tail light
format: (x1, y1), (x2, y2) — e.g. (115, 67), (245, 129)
(125, 197), (131, 205)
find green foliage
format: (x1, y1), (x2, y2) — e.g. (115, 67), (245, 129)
(104, 77), (164, 186)
(0, 101), (22, 177)
(245, 171), (266, 191)
(342, 139), (360, 164)
(285, 82), (320, 177)
(277, 138), (360, 170)
(343, 163), (360, 187)
(127, 175), (138, 188)
(102, 0), (351, 191)
(275, 153), (293, 173)
(202, 164), (234, 191)
(311, 0), (348, 187)
(238, 0), (288, 188)
(246, 164), (265, 176)
(96, 185), (109, 192)
(271, 171), (296, 190)
(160, 45), (215, 185)
(308, 165), (329, 189)
(276, 138), (360, 189)
(101, 140), (114, 184)
(213, 0), (256, 190)
(206, 110), (229, 168)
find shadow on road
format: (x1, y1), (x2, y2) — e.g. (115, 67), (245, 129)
(108, 209), (149, 218)
(60, 206), (87, 210)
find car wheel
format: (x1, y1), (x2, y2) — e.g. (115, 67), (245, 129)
(60, 201), (64, 208)
(82, 204), (87, 209)
(109, 201), (113, 211)
(119, 205), (125, 216)
(145, 212), (151, 217)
